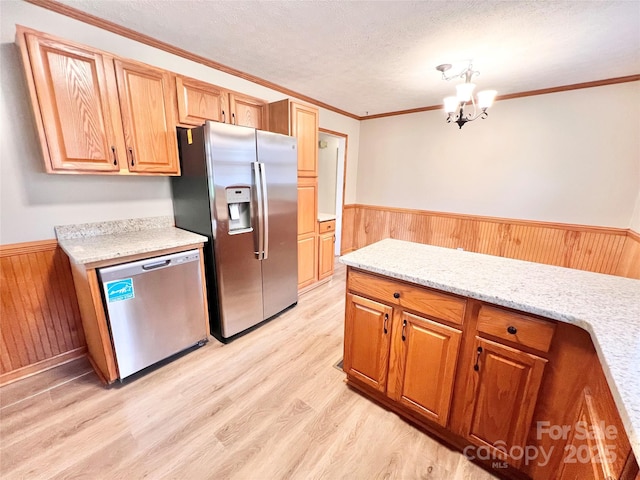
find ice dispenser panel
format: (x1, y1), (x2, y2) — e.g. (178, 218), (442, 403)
(226, 187), (252, 234)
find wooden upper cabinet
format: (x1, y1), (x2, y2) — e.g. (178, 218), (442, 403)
(461, 337), (547, 469)
(229, 93), (265, 129)
(20, 31), (124, 173)
(175, 75), (265, 129)
(17, 27), (179, 175)
(267, 99), (319, 177)
(387, 312), (461, 427)
(175, 75), (227, 125)
(114, 60), (179, 175)
(344, 293), (393, 393)
(291, 102), (319, 177)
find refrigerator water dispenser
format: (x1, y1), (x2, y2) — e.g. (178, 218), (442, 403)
(226, 187), (252, 233)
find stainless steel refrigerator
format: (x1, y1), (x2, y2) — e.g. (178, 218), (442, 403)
(171, 121), (298, 342)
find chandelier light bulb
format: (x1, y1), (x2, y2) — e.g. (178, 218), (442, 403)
(443, 96), (460, 114)
(477, 90), (497, 109)
(456, 82), (475, 102)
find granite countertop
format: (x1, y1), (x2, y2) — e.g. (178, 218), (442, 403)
(55, 216), (208, 265)
(340, 238), (640, 458)
(318, 213), (336, 222)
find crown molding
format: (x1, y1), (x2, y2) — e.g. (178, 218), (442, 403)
(23, 0), (640, 123)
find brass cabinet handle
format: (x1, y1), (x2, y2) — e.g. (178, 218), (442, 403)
(401, 319), (407, 341)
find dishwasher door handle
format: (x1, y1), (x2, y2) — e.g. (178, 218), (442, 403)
(142, 259), (171, 270)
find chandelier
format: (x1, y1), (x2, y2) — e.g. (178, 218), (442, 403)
(436, 62), (497, 129)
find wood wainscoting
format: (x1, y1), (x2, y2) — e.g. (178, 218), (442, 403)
(0, 240), (86, 386)
(341, 204), (640, 280)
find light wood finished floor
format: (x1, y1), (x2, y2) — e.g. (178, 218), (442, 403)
(0, 261), (497, 480)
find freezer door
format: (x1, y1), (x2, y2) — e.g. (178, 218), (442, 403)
(205, 122), (264, 337)
(256, 130), (299, 319)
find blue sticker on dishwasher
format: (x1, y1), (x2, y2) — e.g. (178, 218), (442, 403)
(106, 278), (135, 302)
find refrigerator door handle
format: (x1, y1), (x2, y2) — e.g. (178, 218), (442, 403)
(259, 162), (269, 260)
(253, 161), (264, 260)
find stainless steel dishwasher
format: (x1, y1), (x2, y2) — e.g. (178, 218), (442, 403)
(98, 249), (208, 380)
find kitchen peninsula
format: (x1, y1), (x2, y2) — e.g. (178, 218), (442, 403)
(340, 239), (640, 479)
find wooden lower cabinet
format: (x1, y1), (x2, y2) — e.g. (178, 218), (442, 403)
(344, 293), (392, 392)
(297, 178), (318, 289)
(297, 234), (317, 289)
(318, 230), (335, 280)
(343, 267), (636, 480)
(387, 311), (461, 426)
(459, 337), (547, 469)
(344, 270), (464, 426)
(559, 389), (615, 480)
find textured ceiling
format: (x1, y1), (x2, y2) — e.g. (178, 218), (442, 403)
(55, 0), (640, 117)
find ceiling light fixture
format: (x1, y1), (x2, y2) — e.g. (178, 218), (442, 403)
(436, 62), (497, 129)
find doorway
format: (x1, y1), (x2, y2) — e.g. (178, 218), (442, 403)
(318, 129), (347, 256)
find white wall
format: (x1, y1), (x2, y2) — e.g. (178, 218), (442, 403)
(357, 82), (640, 228)
(318, 135), (339, 214)
(0, 0), (360, 243)
(630, 192), (640, 232)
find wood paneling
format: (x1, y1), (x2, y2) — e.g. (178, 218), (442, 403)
(0, 240), (85, 385)
(341, 204), (639, 279)
(617, 232), (640, 279)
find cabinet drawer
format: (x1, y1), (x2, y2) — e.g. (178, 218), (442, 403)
(318, 220), (335, 234)
(477, 305), (556, 353)
(348, 269), (465, 326)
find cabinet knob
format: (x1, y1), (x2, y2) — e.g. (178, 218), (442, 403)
(393, 292), (400, 299)
(507, 325), (518, 335)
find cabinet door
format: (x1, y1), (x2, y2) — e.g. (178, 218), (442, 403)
(559, 389), (616, 480)
(22, 33), (124, 173)
(175, 76), (226, 125)
(290, 102), (318, 177)
(318, 232), (335, 280)
(114, 60), (180, 174)
(461, 337), (547, 468)
(387, 312), (461, 427)
(344, 293), (393, 393)
(229, 93), (265, 129)
(297, 234), (317, 289)
(298, 178), (318, 237)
